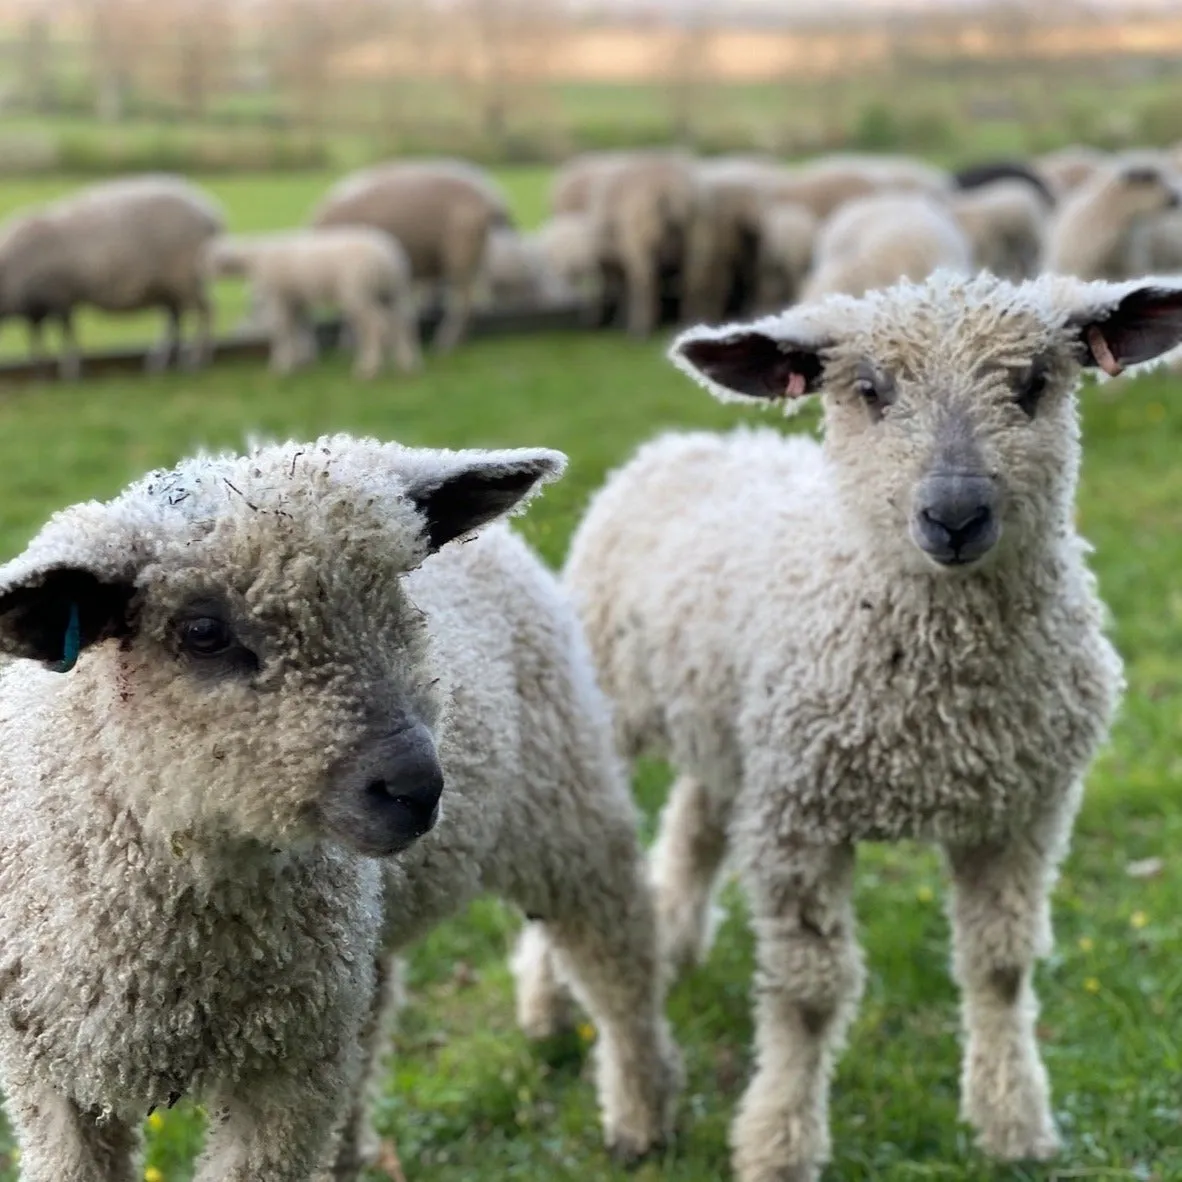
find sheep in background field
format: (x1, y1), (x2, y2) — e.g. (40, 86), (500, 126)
(1042, 153), (1181, 279)
(311, 158), (511, 353)
(801, 191), (972, 300)
(766, 153), (950, 220)
(0, 174), (223, 380)
(475, 225), (574, 310)
(204, 227), (421, 379)
(584, 148), (707, 336)
(1035, 144), (1110, 197)
(0, 433), (681, 1182)
(949, 179), (1048, 280)
(565, 270), (1182, 1182)
(684, 158), (773, 323)
(952, 160), (1056, 206)
(1130, 208), (1182, 277)
(550, 150), (636, 216)
(535, 212), (604, 309)
(753, 200), (818, 312)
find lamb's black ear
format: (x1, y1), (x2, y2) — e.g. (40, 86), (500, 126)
(0, 566), (136, 669)
(405, 448), (568, 553)
(669, 322), (829, 407)
(1075, 283), (1182, 377)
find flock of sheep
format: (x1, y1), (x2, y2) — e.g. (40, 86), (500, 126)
(0, 140), (1181, 1182)
(2, 140), (1182, 382)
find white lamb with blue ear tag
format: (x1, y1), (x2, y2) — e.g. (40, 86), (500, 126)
(0, 432), (681, 1182)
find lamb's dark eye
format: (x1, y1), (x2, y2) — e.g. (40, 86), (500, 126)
(179, 616), (234, 657)
(854, 375), (890, 421)
(1015, 367), (1049, 418)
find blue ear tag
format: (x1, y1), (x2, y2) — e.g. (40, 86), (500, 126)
(54, 602), (81, 673)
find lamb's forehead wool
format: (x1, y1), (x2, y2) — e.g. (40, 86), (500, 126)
(675, 270), (1182, 403)
(1, 434), (566, 597)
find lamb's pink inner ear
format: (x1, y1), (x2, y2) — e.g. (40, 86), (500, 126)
(786, 371), (807, 397)
(1086, 325), (1124, 378)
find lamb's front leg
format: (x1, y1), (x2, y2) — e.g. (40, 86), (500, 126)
(3, 1086), (138, 1182)
(194, 1062), (357, 1182)
(731, 839), (863, 1182)
(943, 796), (1078, 1162)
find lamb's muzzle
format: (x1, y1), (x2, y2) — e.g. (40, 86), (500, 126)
(322, 720), (444, 856)
(911, 472), (1000, 567)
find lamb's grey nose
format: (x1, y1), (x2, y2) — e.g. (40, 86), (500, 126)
(912, 475), (1000, 567)
(322, 722), (444, 858)
(361, 732), (444, 844)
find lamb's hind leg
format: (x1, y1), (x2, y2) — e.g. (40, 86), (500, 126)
(731, 840), (862, 1182)
(943, 795), (1077, 1162)
(649, 773), (733, 978)
(5, 1086), (138, 1182)
(510, 818), (683, 1163)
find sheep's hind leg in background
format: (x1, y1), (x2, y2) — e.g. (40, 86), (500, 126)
(57, 310), (82, 381)
(649, 773), (735, 978)
(730, 838), (863, 1182)
(145, 302), (182, 374)
(181, 289), (215, 370)
(345, 300), (387, 380)
(4, 1085), (138, 1182)
(268, 299), (315, 375)
(943, 792), (1078, 1163)
(509, 811), (683, 1162)
(387, 290), (423, 375)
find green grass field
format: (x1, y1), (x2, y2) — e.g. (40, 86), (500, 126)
(0, 165), (1179, 1182)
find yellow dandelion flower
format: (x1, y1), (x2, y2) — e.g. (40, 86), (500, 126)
(1130, 911), (1149, 930)
(144, 1167), (165, 1182)
(147, 1111), (165, 1132)
(577, 1021), (597, 1044)
(1147, 403), (1166, 423)
(1077, 936), (1094, 953)
(915, 885), (934, 903)
(1083, 977), (1101, 994)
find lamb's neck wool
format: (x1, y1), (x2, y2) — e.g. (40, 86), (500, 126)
(0, 706), (382, 1121)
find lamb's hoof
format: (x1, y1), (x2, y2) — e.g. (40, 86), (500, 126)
(977, 1121), (1061, 1162)
(606, 1131), (669, 1169)
(733, 1156), (819, 1182)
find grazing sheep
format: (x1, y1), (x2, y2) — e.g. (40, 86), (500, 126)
(204, 228), (421, 379)
(550, 150), (636, 216)
(1042, 153), (1181, 279)
(534, 212), (603, 307)
(0, 434), (681, 1181)
(475, 225), (574, 310)
(801, 192), (972, 300)
(0, 173), (223, 380)
(753, 200), (818, 312)
(949, 179), (1048, 280)
(1035, 144), (1109, 197)
(1130, 208), (1182, 276)
(311, 159), (511, 352)
(769, 153), (950, 220)
(565, 270), (1182, 1182)
(685, 158), (772, 322)
(585, 148), (707, 336)
(952, 160), (1056, 206)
